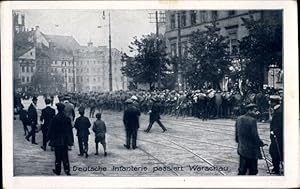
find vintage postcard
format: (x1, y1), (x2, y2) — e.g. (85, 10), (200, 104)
(1, 0), (299, 188)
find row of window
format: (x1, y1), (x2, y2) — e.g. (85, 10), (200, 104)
(21, 76), (31, 83)
(170, 10), (237, 29)
(21, 66), (34, 73)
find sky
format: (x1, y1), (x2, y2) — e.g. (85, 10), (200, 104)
(18, 10), (156, 55)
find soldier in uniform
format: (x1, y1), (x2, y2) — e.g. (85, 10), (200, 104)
(48, 103), (74, 176)
(144, 97), (167, 133)
(25, 97), (38, 145)
(235, 103), (265, 175)
(123, 99), (141, 149)
(40, 98), (55, 151)
(269, 96), (283, 175)
(74, 107), (91, 158)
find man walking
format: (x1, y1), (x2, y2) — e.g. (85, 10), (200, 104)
(48, 103), (74, 176)
(40, 98), (55, 151)
(235, 103), (265, 175)
(26, 97), (38, 145)
(269, 96), (283, 175)
(74, 107), (91, 158)
(123, 99), (141, 149)
(63, 95), (75, 125)
(144, 97), (167, 133)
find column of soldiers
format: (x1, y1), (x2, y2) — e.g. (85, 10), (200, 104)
(16, 84), (283, 176)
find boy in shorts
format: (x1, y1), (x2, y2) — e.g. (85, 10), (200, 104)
(92, 113), (107, 156)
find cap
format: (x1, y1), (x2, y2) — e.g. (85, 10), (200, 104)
(130, 95), (138, 101)
(64, 95), (71, 100)
(270, 95), (281, 102)
(78, 106), (85, 113)
(45, 98), (51, 104)
(245, 103), (257, 110)
(125, 99), (133, 104)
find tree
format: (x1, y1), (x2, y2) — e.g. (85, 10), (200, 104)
(186, 22), (231, 89)
(239, 14), (282, 90)
(121, 34), (169, 90)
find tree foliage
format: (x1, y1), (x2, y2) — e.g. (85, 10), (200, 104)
(186, 22), (231, 89)
(121, 33), (170, 90)
(239, 15), (282, 89)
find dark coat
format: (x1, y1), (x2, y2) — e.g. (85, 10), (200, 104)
(123, 105), (141, 130)
(48, 112), (74, 147)
(64, 101), (75, 122)
(40, 106), (55, 132)
(74, 116), (91, 137)
(235, 113), (264, 159)
(27, 103), (38, 126)
(269, 105), (283, 160)
(150, 102), (161, 122)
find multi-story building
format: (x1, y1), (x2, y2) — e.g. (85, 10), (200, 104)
(164, 10), (283, 88)
(75, 41), (127, 93)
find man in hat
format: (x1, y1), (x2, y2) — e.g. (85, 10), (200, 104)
(144, 97), (167, 133)
(40, 98), (56, 151)
(26, 96), (38, 144)
(48, 103), (74, 176)
(63, 95), (75, 125)
(269, 96), (283, 175)
(235, 103), (265, 175)
(123, 98), (141, 149)
(74, 107), (91, 158)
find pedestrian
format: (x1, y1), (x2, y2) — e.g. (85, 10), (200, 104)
(235, 103), (265, 175)
(269, 96), (283, 175)
(19, 104), (29, 136)
(63, 95), (75, 125)
(92, 113), (107, 156)
(48, 103), (74, 176)
(40, 98), (56, 151)
(74, 107), (91, 158)
(144, 97), (167, 133)
(123, 99), (141, 149)
(25, 96), (38, 145)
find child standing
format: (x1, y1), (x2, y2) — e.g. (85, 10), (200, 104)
(92, 113), (107, 156)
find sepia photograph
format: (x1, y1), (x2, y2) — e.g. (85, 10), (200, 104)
(1, 1), (299, 188)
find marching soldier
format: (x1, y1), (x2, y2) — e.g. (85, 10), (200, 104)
(144, 97), (167, 133)
(235, 103), (265, 175)
(40, 98), (55, 151)
(48, 103), (74, 176)
(123, 98), (141, 149)
(25, 97), (38, 145)
(269, 96), (283, 175)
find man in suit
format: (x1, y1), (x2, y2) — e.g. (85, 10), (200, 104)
(48, 103), (74, 176)
(63, 95), (75, 125)
(123, 98), (141, 149)
(235, 103), (265, 175)
(144, 97), (167, 133)
(40, 98), (56, 151)
(74, 107), (91, 158)
(26, 96), (38, 145)
(269, 96), (283, 175)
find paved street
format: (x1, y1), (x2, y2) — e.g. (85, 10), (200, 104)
(14, 96), (273, 176)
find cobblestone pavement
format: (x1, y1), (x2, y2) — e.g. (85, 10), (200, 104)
(14, 96), (273, 176)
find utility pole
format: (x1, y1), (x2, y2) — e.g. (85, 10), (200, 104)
(108, 11), (113, 92)
(149, 11), (165, 90)
(177, 11), (183, 91)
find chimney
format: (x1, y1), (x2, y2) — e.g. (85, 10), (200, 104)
(88, 41), (93, 47)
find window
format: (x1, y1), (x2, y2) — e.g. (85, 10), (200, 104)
(226, 25), (239, 55)
(182, 41), (188, 57)
(55, 68), (57, 73)
(180, 11), (187, 27)
(22, 66), (25, 72)
(26, 66), (29, 72)
(199, 11), (207, 23)
(211, 11), (218, 20)
(22, 76), (25, 82)
(170, 43), (177, 57)
(69, 68), (71, 73)
(190, 11), (197, 25)
(170, 13), (176, 29)
(26, 76), (29, 82)
(228, 11), (236, 16)
(69, 76), (72, 82)
(31, 66), (34, 72)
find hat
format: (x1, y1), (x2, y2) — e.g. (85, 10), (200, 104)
(125, 99), (133, 104)
(130, 95), (138, 101)
(32, 96), (38, 101)
(78, 106), (85, 113)
(64, 95), (71, 100)
(270, 95), (281, 102)
(56, 103), (65, 111)
(45, 98), (51, 104)
(245, 103), (257, 110)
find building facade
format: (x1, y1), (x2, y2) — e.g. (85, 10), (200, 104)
(164, 10), (283, 89)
